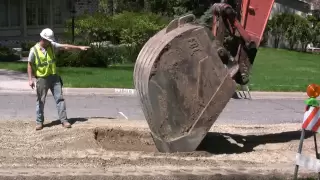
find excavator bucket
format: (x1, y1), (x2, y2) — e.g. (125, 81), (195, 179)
(133, 14), (236, 153)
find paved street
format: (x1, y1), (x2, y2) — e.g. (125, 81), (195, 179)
(0, 93), (305, 124)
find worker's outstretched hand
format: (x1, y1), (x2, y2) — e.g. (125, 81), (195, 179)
(80, 46), (90, 51)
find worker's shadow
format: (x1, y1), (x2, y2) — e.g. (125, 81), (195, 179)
(196, 130), (313, 154)
(43, 117), (88, 128)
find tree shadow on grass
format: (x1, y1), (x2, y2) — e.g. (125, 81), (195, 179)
(43, 117), (88, 128)
(196, 130), (313, 154)
(108, 65), (134, 71)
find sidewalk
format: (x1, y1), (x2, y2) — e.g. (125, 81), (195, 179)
(0, 69), (308, 99)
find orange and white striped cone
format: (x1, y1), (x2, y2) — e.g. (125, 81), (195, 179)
(302, 106), (320, 133)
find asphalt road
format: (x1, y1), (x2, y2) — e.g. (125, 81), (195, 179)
(0, 93), (305, 124)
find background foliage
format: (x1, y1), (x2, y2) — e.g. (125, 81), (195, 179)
(60, 11), (169, 67)
(3, 0), (318, 67)
(265, 13), (320, 50)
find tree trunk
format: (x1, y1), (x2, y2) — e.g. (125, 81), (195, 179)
(289, 40), (295, 50)
(144, 0), (151, 12)
(302, 43), (308, 52)
(274, 36), (280, 48)
(108, 0), (113, 15)
(113, 0), (118, 15)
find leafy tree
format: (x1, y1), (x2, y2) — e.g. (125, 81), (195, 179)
(267, 13), (287, 48)
(282, 14), (307, 50)
(296, 17), (312, 51)
(98, 0), (144, 15)
(199, 6), (213, 29)
(307, 15), (320, 47)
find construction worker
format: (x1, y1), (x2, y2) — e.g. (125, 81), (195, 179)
(27, 28), (90, 130)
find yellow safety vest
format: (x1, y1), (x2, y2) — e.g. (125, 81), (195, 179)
(32, 43), (56, 77)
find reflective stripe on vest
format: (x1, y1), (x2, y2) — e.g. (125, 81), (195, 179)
(33, 43), (56, 77)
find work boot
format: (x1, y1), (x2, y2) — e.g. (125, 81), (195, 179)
(62, 121), (71, 128)
(36, 123), (43, 131)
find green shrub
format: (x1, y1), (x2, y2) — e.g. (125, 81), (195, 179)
(55, 43), (139, 67)
(62, 11), (169, 66)
(56, 46), (107, 67)
(21, 41), (36, 51)
(65, 13), (117, 43)
(0, 45), (20, 62)
(65, 11), (169, 47)
(113, 11), (169, 46)
(21, 51), (30, 57)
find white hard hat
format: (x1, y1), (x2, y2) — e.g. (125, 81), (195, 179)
(40, 28), (55, 42)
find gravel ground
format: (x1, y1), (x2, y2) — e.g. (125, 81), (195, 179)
(0, 118), (318, 179)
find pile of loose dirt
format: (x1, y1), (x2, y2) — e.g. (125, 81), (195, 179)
(0, 118), (318, 179)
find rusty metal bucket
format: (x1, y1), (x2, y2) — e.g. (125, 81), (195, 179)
(133, 14), (236, 153)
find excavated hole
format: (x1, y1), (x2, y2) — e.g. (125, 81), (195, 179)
(93, 127), (214, 157)
(94, 127), (157, 152)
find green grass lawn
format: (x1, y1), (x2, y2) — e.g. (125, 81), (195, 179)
(0, 62), (134, 88)
(249, 47), (320, 92)
(60, 64), (134, 88)
(0, 47), (319, 91)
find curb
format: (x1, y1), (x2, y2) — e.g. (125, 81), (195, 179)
(0, 88), (137, 96)
(0, 87), (308, 99)
(247, 91), (307, 100)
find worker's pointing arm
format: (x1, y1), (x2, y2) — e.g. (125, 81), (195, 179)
(61, 44), (90, 51)
(52, 42), (90, 51)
